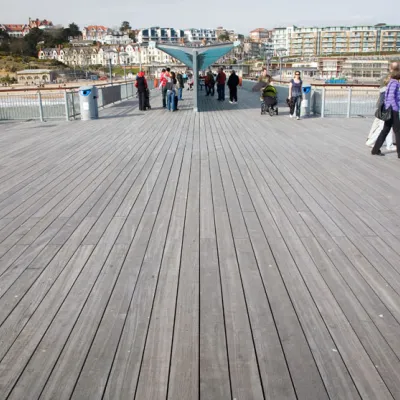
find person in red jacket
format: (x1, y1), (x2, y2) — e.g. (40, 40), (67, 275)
(216, 67), (226, 101)
(135, 71), (148, 111)
(160, 68), (171, 108)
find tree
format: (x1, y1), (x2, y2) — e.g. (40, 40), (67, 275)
(218, 33), (230, 42)
(9, 38), (30, 56)
(23, 27), (44, 56)
(0, 28), (11, 52)
(68, 23), (81, 38)
(120, 21), (131, 33)
(129, 31), (136, 42)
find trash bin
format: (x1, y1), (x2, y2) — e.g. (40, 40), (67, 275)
(79, 85), (98, 120)
(301, 85), (311, 117)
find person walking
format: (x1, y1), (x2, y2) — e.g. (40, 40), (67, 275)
(166, 72), (177, 112)
(205, 71), (215, 96)
(371, 70), (400, 157)
(160, 68), (171, 108)
(366, 62), (399, 151)
(227, 70), (239, 104)
(216, 67), (226, 101)
(288, 71), (303, 120)
(135, 71), (148, 111)
(176, 71), (184, 100)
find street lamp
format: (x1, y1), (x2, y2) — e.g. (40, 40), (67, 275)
(120, 51), (129, 81)
(276, 47), (287, 82)
(104, 50), (114, 84)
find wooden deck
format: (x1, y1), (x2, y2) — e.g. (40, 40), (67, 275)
(1, 87), (400, 400)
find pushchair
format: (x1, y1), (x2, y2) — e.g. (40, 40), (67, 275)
(260, 85), (278, 116)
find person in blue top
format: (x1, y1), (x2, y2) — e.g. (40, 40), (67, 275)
(372, 70), (400, 158)
(288, 71), (303, 120)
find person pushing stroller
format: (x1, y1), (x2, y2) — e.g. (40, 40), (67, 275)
(260, 75), (278, 115)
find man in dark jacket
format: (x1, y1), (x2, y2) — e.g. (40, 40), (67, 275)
(227, 70), (239, 104)
(216, 67), (226, 101)
(135, 71), (148, 111)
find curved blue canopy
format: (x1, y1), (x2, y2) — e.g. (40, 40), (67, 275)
(156, 42), (238, 70)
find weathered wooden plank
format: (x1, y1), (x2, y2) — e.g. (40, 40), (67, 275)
(167, 113), (200, 400)
(198, 112), (231, 400)
(206, 116), (264, 399)
(3, 218), (125, 400)
(134, 113), (194, 400)
(70, 112), (188, 400)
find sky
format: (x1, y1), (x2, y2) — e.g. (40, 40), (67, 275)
(0, 0), (398, 34)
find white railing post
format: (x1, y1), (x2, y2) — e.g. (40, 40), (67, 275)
(38, 92), (44, 122)
(347, 87), (352, 118)
(64, 91), (70, 121)
(321, 87), (326, 118)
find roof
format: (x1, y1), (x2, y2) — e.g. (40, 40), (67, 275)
(250, 28), (269, 33)
(17, 69), (52, 74)
(85, 25), (108, 31)
(2, 24), (28, 31)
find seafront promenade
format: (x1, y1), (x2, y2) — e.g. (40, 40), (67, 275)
(0, 89), (400, 400)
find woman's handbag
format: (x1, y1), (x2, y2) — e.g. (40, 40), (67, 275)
(375, 103), (392, 121)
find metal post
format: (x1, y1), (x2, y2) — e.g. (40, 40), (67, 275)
(38, 91), (44, 122)
(123, 65), (127, 81)
(321, 87), (326, 118)
(109, 59), (113, 85)
(279, 56), (282, 82)
(346, 87), (352, 118)
(193, 50), (198, 112)
(139, 45), (142, 71)
(64, 91), (70, 121)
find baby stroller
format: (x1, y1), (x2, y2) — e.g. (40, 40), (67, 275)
(260, 85), (278, 116)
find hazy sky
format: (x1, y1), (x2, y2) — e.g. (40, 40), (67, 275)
(1, 0), (398, 34)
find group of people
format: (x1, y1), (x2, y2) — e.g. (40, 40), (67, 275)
(159, 68), (185, 112)
(368, 61), (400, 158)
(203, 67), (241, 104)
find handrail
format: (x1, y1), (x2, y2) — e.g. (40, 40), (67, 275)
(0, 79), (136, 93)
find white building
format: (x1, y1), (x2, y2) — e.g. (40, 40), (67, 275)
(99, 32), (131, 45)
(271, 24), (400, 57)
(38, 44), (178, 67)
(82, 25), (108, 41)
(137, 27), (185, 43)
(185, 28), (217, 42)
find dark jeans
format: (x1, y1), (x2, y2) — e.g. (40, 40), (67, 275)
(138, 91), (146, 110)
(217, 84), (225, 100)
(162, 86), (168, 108)
(206, 85), (214, 96)
(372, 111), (400, 156)
(229, 86), (238, 102)
(290, 95), (302, 117)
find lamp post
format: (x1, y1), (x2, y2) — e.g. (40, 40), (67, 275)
(104, 50), (114, 84)
(276, 47), (287, 82)
(120, 51), (129, 81)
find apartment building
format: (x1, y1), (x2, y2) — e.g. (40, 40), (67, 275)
(137, 27), (185, 43)
(249, 28), (270, 43)
(341, 59), (389, 80)
(185, 28), (217, 42)
(271, 24), (400, 56)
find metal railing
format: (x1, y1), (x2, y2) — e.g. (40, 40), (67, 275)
(311, 86), (379, 117)
(0, 81), (139, 121)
